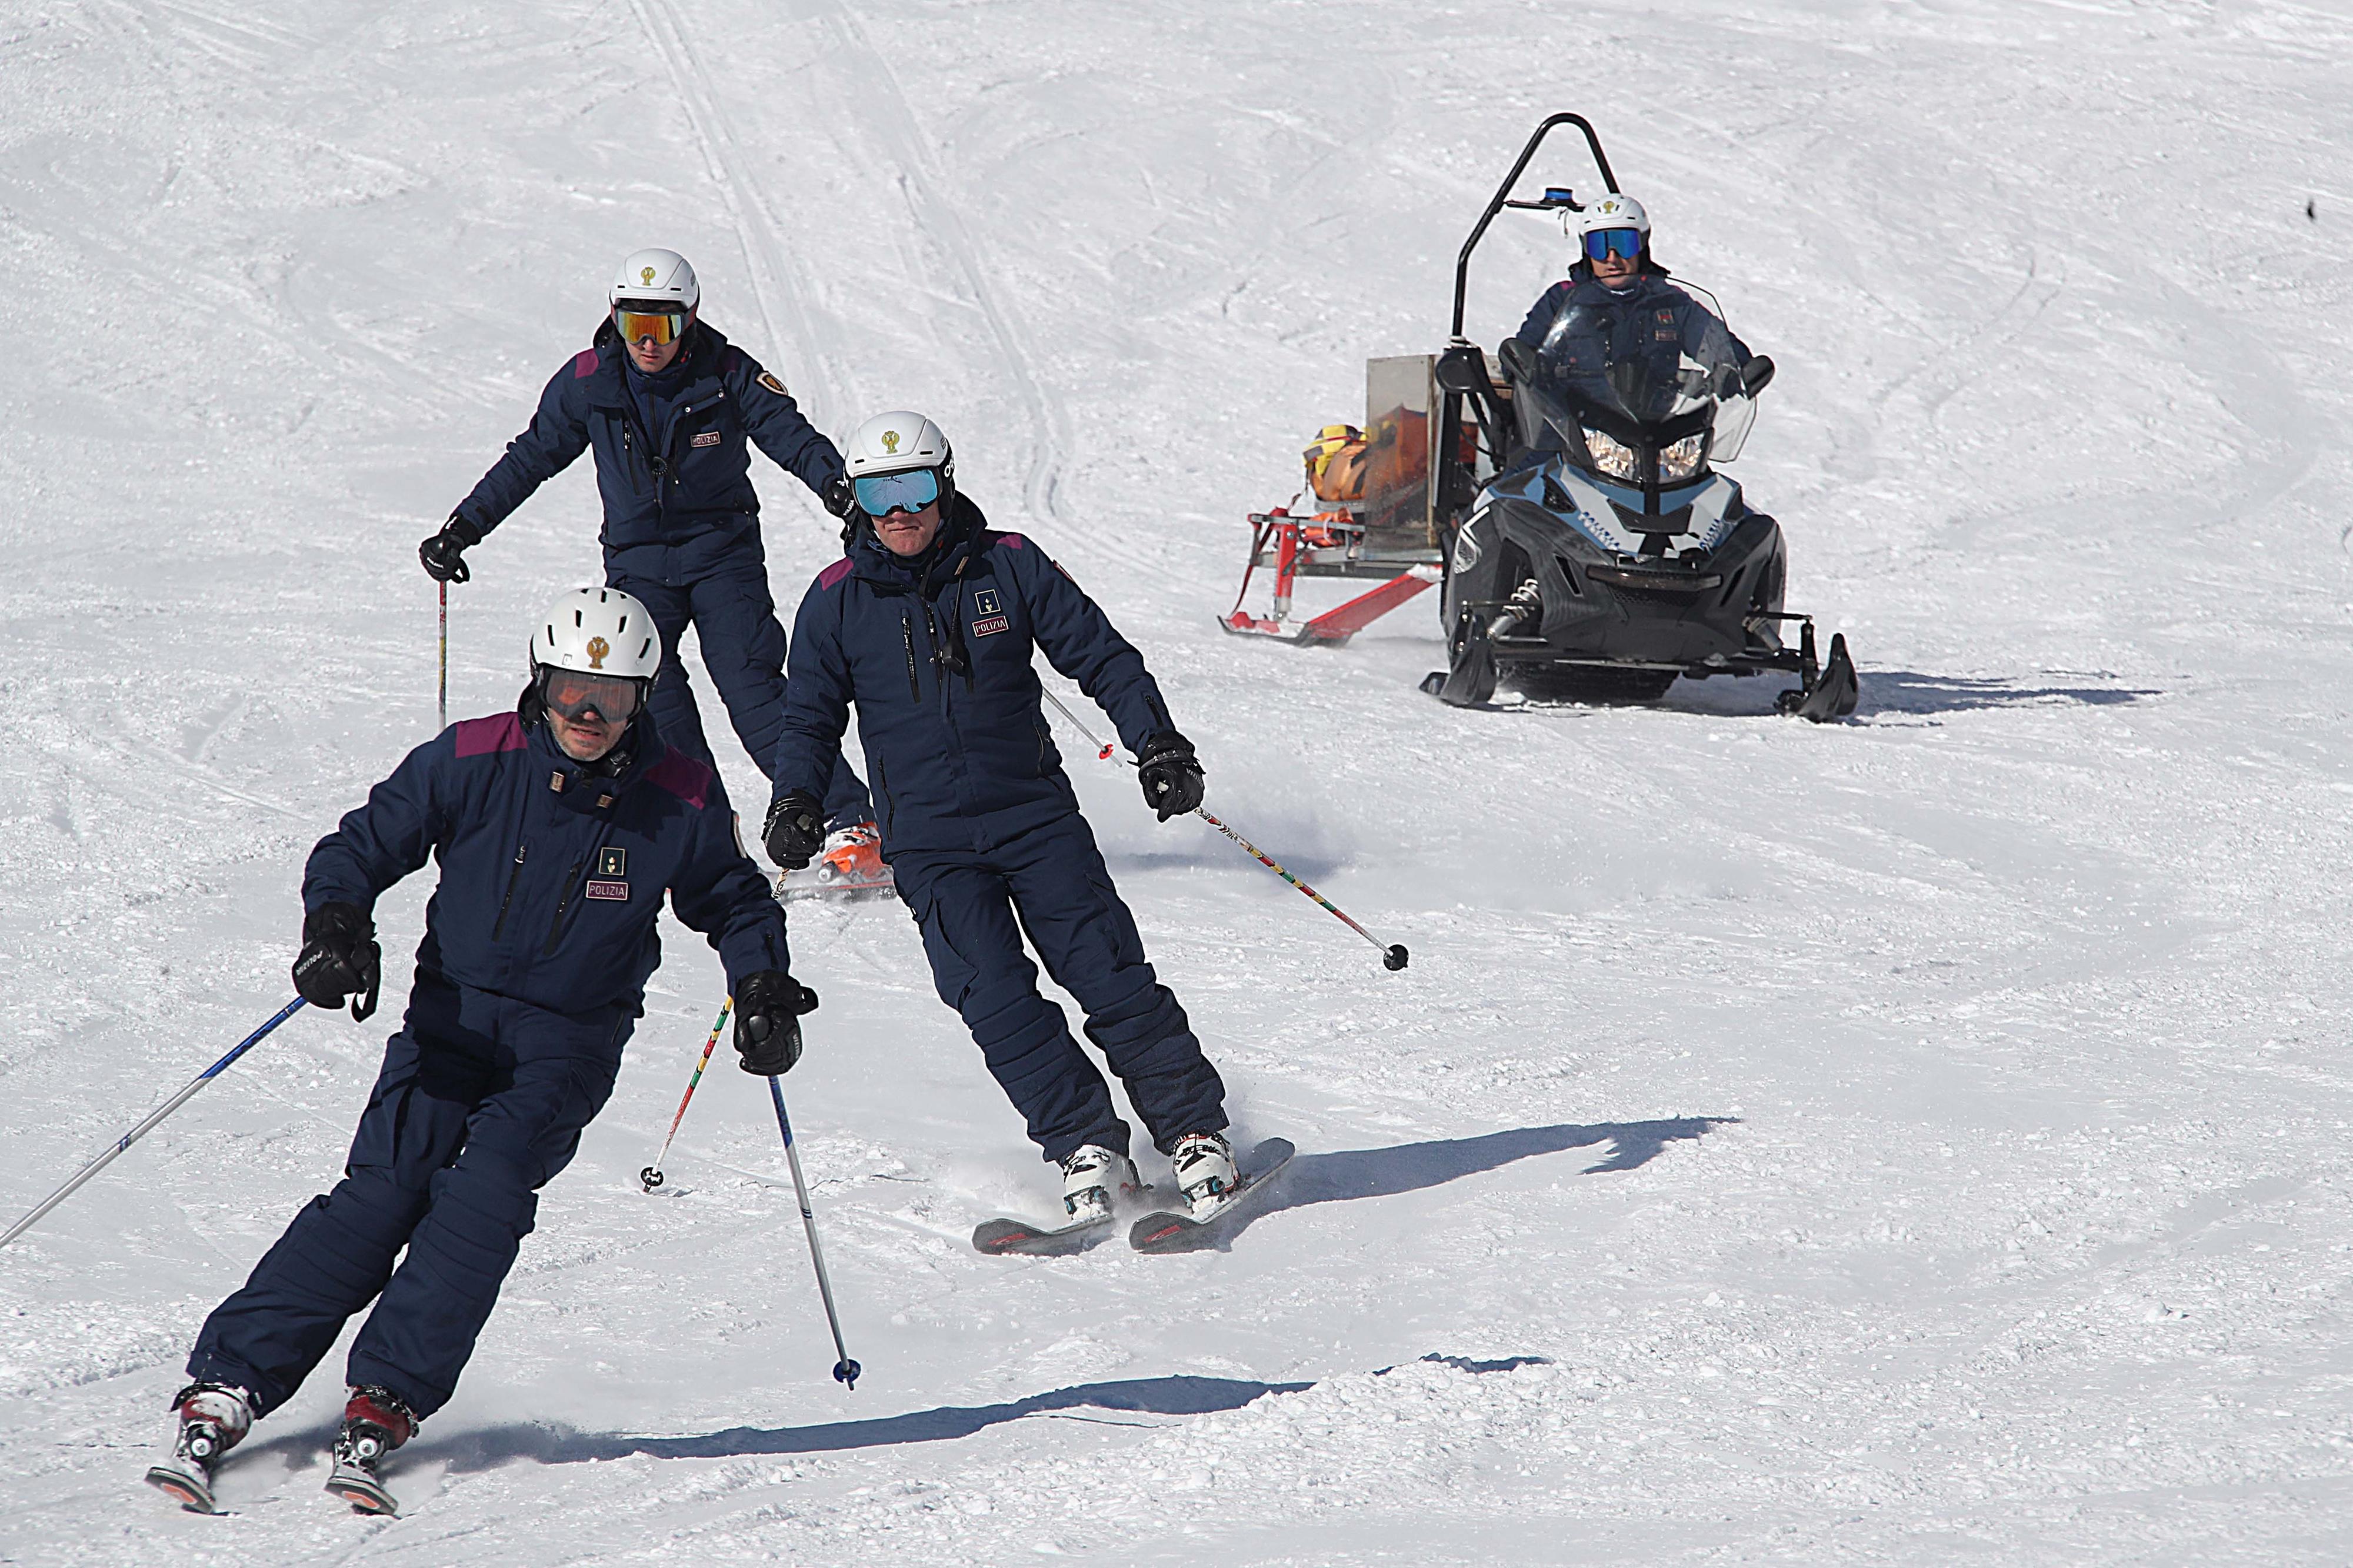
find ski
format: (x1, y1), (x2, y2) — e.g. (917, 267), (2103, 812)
(972, 1184), (1160, 1257)
(325, 1459), (399, 1516)
(145, 1458), (222, 1514)
(1128, 1139), (1295, 1253)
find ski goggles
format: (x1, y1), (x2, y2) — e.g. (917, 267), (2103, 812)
(541, 669), (645, 724)
(612, 303), (688, 346)
(1583, 228), (1644, 262)
(853, 467), (941, 518)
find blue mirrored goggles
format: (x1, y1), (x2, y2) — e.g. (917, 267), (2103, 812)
(1583, 228), (1644, 262)
(853, 468), (941, 517)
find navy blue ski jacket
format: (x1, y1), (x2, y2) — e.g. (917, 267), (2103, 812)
(452, 321), (844, 582)
(771, 495), (1176, 856)
(304, 706), (789, 1016)
(1515, 265), (1752, 395)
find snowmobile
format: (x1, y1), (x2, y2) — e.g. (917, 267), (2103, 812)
(1415, 113), (1857, 718)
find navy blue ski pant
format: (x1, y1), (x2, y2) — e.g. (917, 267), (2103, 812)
(614, 555), (872, 828)
(894, 811), (1227, 1164)
(186, 980), (632, 1420)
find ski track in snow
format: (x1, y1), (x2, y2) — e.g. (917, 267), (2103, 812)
(5, 0), (2353, 1562)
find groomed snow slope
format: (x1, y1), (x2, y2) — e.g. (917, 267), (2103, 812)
(4, 0), (2352, 1562)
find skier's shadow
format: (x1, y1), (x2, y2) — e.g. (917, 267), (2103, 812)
(1197, 1116), (1732, 1252)
(424, 1355), (1548, 1471)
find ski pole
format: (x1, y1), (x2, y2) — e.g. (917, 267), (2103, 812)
(1038, 689), (1408, 970)
(1, 997), (309, 1252)
(640, 997), (732, 1192)
(438, 580), (448, 732)
(767, 1075), (861, 1390)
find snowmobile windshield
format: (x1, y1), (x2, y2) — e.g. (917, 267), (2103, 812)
(1527, 292), (1759, 474)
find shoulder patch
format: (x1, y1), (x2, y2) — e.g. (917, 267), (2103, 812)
(758, 371), (788, 396)
(454, 712), (526, 758)
(645, 749), (713, 810)
(817, 557), (855, 590)
(572, 348), (600, 378)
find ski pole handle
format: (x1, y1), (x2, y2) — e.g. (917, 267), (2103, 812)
(768, 1075), (861, 1390)
(1, 997), (309, 1252)
(641, 997), (732, 1192)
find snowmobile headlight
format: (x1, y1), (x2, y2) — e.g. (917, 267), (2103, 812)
(1658, 431), (1708, 483)
(1581, 426), (1638, 483)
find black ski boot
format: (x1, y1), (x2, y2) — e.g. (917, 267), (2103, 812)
(145, 1382), (254, 1514)
(324, 1384), (418, 1516)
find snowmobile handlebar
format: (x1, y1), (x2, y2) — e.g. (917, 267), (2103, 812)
(1451, 112), (1620, 342)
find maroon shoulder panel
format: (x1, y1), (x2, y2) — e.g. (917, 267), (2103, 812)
(818, 557), (855, 589)
(645, 749), (712, 809)
(572, 348), (599, 378)
(454, 712), (526, 758)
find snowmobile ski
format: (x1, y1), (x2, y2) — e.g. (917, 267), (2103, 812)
(972, 1185), (1159, 1256)
(1775, 628), (1859, 722)
(145, 1456), (224, 1514)
(1128, 1139), (1295, 1252)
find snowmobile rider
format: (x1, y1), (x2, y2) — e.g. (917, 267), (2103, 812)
(761, 411), (1238, 1227)
(1515, 192), (1757, 404)
(151, 589), (814, 1516)
(417, 247), (884, 880)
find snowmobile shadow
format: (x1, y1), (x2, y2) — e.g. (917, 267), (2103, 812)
(424, 1355), (1547, 1470)
(1850, 671), (2159, 718)
(432, 1374), (1305, 1469)
(1240, 1117), (1733, 1240)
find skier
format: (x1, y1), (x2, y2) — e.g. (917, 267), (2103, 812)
(762, 412), (1237, 1231)
(1515, 192), (1755, 404)
(148, 588), (814, 1517)
(416, 247), (888, 888)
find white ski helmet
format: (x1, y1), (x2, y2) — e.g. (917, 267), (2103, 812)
(845, 410), (951, 478)
(1577, 191), (1651, 241)
(843, 410), (956, 519)
(609, 247), (699, 312)
(531, 587), (662, 680)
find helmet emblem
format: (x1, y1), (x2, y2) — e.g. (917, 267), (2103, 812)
(585, 636), (610, 670)
(640, 266), (656, 285)
(882, 429), (901, 454)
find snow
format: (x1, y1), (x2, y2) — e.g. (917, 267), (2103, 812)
(4, 0), (2352, 1560)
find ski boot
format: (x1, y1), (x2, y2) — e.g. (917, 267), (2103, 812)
(324, 1385), (417, 1516)
(815, 822), (891, 891)
(1169, 1130), (1238, 1218)
(145, 1382), (254, 1513)
(1060, 1143), (1143, 1226)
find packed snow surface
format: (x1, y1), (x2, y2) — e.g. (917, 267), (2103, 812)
(4, 0), (2352, 1562)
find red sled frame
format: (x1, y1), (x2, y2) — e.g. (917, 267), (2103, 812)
(1218, 508), (1442, 648)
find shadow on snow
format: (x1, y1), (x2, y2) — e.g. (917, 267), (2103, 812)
(414, 1355), (1547, 1470)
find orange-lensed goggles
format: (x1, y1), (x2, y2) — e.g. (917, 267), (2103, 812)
(613, 304), (687, 346)
(541, 669), (644, 724)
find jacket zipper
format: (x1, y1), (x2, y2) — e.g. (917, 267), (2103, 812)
(491, 843), (529, 940)
(542, 860), (584, 955)
(901, 613), (921, 699)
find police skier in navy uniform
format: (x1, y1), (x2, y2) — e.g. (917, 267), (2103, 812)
(418, 248), (884, 880)
(148, 589), (814, 1516)
(764, 412), (1239, 1227)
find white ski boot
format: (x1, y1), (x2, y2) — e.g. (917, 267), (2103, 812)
(1169, 1131), (1238, 1218)
(1060, 1143), (1142, 1225)
(324, 1385), (417, 1516)
(145, 1382), (254, 1514)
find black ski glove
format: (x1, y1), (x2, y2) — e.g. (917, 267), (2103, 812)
(292, 902), (380, 1020)
(821, 474), (857, 520)
(734, 969), (818, 1076)
(763, 790), (825, 870)
(418, 514), (482, 584)
(1136, 730), (1205, 822)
